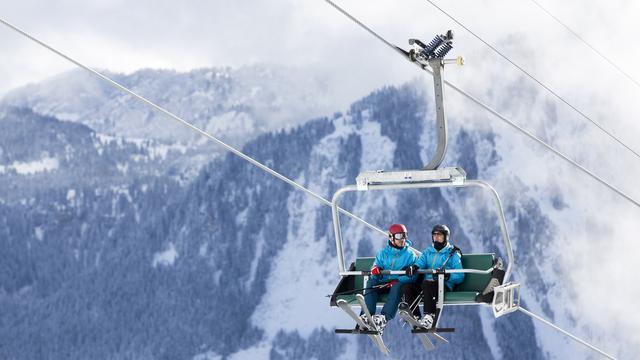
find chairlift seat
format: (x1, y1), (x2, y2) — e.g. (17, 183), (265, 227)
(330, 254), (495, 306)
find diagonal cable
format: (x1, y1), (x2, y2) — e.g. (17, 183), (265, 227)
(423, 0), (640, 162)
(324, 0), (640, 209)
(0, 16), (388, 238)
(519, 307), (616, 359)
(528, 0), (640, 91)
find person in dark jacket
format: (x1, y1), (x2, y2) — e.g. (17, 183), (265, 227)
(399, 224), (464, 329)
(360, 223), (417, 331)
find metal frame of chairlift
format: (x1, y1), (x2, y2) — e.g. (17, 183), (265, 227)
(331, 169), (521, 319)
(331, 34), (521, 350)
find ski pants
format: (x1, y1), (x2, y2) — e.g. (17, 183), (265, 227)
(400, 279), (449, 317)
(361, 277), (404, 320)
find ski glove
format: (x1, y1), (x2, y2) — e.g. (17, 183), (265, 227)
(371, 265), (382, 277)
(432, 272), (450, 281)
(405, 264), (419, 277)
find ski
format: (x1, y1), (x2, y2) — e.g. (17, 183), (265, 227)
(355, 294), (376, 329)
(336, 299), (390, 355)
(398, 310), (435, 351)
(429, 332), (449, 345)
(354, 294), (390, 355)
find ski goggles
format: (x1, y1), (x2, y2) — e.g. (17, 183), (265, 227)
(390, 232), (407, 240)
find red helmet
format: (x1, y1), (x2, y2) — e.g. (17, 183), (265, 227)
(388, 223), (407, 235)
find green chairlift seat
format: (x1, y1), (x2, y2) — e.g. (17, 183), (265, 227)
(330, 254), (496, 307)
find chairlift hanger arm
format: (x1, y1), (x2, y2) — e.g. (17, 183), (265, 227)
(324, 0), (463, 170)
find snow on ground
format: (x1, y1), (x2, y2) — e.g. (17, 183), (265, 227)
(192, 350), (222, 360)
(148, 142), (188, 161)
(152, 242), (178, 267)
(245, 228), (265, 291)
(66, 189), (76, 202)
(3, 156), (59, 175)
(227, 341), (271, 360)
(358, 115), (396, 171)
(251, 118), (360, 339)
(204, 111), (256, 141)
(34, 226), (44, 241)
(251, 178), (345, 338)
(478, 308), (503, 360)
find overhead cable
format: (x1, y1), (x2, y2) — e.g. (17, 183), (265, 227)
(423, 0), (640, 162)
(0, 16), (388, 239)
(528, 0), (640, 91)
(324, 0), (640, 209)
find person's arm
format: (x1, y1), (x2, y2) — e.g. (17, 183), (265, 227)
(404, 252), (425, 281)
(398, 252), (418, 283)
(372, 250), (386, 278)
(373, 250), (384, 268)
(447, 252), (465, 284)
(415, 252), (427, 269)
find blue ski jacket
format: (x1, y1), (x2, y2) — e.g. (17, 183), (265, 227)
(373, 240), (418, 284)
(414, 243), (464, 290)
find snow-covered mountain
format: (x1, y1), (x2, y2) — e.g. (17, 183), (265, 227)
(1, 65), (334, 147)
(0, 107), (198, 201)
(0, 68), (635, 359)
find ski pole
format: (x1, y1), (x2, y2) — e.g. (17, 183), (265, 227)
(326, 283), (389, 297)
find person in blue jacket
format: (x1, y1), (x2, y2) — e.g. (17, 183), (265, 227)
(399, 224), (464, 329)
(360, 223), (417, 331)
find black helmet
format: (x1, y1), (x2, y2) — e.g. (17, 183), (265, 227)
(431, 224), (450, 242)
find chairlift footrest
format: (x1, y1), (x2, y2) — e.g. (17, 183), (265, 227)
(335, 328), (380, 335)
(412, 327), (455, 333)
(492, 282), (521, 318)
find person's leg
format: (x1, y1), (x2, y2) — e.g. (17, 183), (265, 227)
(381, 282), (404, 320)
(362, 277), (382, 316)
(421, 280), (439, 315)
(399, 282), (422, 317)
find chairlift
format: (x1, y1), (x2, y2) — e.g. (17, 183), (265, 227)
(329, 32), (521, 354)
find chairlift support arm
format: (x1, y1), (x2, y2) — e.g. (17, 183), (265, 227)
(404, 32), (463, 170)
(424, 58), (449, 170)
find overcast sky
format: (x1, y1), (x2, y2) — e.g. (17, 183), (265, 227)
(1, 0), (639, 105)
